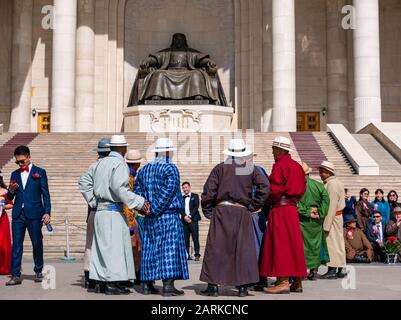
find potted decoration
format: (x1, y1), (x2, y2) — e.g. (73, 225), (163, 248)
(383, 236), (401, 264)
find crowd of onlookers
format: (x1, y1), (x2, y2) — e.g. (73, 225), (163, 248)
(343, 188), (401, 263)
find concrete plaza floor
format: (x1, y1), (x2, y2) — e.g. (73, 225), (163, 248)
(0, 258), (400, 300)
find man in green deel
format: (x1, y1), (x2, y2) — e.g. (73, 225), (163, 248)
(297, 162), (330, 281)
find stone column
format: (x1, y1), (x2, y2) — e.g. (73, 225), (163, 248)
(326, 0), (349, 127)
(75, 0), (95, 132)
(272, 0), (296, 132)
(51, 0), (77, 132)
(353, 0), (381, 132)
(9, 0), (33, 132)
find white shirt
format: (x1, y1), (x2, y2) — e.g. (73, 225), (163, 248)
(21, 163), (33, 190)
(376, 222), (383, 241)
(184, 193), (191, 216)
(20, 163), (33, 209)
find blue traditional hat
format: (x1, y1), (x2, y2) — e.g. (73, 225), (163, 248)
(93, 137), (111, 152)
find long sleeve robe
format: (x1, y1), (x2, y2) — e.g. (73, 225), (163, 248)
(259, 153), (308, 277)
(323, 175), (346, 268)
(200, 160), (270, 286)
(87, 151), (145, 282)
(298, 176), (330, 269)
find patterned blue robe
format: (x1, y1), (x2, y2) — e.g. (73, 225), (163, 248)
(134, 155), (189, 281)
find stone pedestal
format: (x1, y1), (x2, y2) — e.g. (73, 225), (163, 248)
(123, 105), (234, 132)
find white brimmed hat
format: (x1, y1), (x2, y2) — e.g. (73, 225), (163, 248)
(223, 139), (253, 157)
(151, 138), (176, 153)
(319, 161), (335, 174)
(125, 150), (143, 164)
(107, 135), (129, 147)
(300, 161), (313, 175)
(272, 136), (292, 152)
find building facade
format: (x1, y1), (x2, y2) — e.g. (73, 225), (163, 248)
(0, 0), (400, 133)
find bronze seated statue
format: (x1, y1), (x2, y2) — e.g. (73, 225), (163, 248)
(128, 33), (227, 106)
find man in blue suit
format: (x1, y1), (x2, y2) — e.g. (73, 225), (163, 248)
(6, 146), (51, 286)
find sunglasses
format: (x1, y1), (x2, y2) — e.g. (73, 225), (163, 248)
(374, 216), (381, 218)
(389, 194), (397, 197)
(15, 160), (26, 165)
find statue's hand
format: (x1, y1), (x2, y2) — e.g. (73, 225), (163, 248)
(204, 60), (217, 75)
(140, 62), (149, 71)
(207, 65), (218, 75)
(208, 61), (217, 69)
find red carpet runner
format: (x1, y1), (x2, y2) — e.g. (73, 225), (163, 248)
(0, 133), (38, 169)
(290, 132), (327, 173)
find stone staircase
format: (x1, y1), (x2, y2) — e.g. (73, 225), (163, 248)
(1, 132), (401, 258)
(353, 134), (401, 176)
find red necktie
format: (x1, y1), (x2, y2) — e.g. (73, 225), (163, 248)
(20, 167), (29, 173)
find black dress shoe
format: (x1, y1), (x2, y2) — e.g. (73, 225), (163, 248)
(201, 284), (219, 297)
(34, 273), (44, 283)
(6, 276), (22, 286)
(162, 279), (184, 297)
(352, 255), (371, 264)
(238, 286), (249, 297)
(142, 282), (159, 295)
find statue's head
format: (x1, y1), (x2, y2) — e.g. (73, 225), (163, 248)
(171, 33), (188, 49)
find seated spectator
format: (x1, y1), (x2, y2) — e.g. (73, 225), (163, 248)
(355, 188), (372, 231)
(366, 211), (387, 262)
(371, 189), (390, 224)
(343, 214), (373, 263)
(343, 188), (357, 218)
(386, 207), (401, 245)
(387, 190), (401, 216)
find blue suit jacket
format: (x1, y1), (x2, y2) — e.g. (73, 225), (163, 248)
(7, 165), (51, 220)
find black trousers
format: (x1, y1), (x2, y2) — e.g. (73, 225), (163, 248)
(372, 242), (386, 262)
(183, 222), (200, 257)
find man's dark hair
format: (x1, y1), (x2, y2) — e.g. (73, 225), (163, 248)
(344, 188), (349, 193)
(182, 181), (190, 187)
(373, 210), (382, 216)
(98, 151), (110, 158)
(14, 145), (30, 157)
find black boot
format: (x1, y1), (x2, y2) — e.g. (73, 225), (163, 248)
(201, 284), (219, 297)
(336, 267), (347, 278)
(318, 267), (338, 280)
(142, 281), (159, 295)
(237, 285), (249, 297)
(84, 271), (90, 289)
(105, 282), (130, 295)
(134, 271), (141, 285)
(116, 281), (133, 293)
(88, 280), (105, 293)
(162, 279), (184, 297)
(253, 277), (268, 291)
(307, 268), (318, 281)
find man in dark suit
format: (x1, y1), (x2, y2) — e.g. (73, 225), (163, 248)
(366, 210), (387, 262)
(6, 146), (51, 286)
(180, 182), (201, 261)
